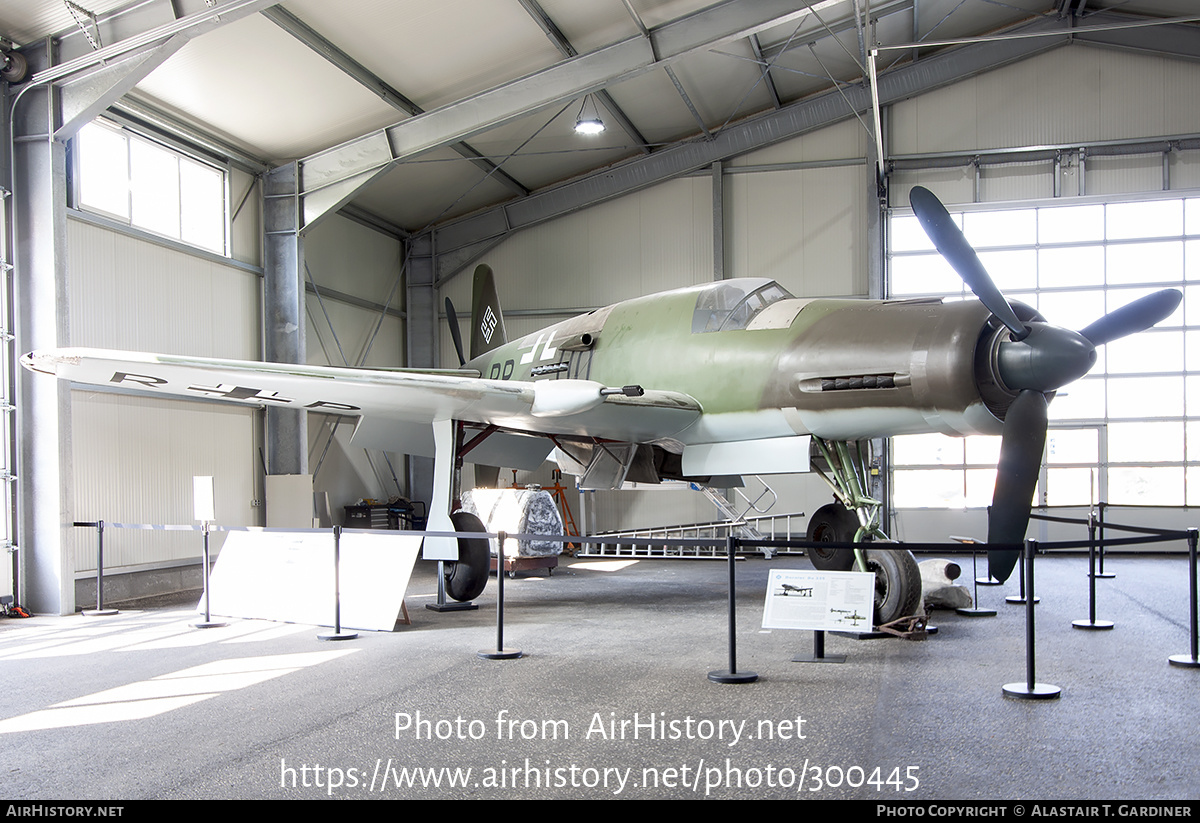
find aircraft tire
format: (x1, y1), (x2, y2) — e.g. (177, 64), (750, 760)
(805, 503), (857, 571)
(445, 511), (490, 602)
(865, 548), (922, 626)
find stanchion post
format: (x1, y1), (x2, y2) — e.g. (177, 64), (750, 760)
(479, 531), (521, 659)
(1003, 540), (1060, 700)
(959, 548), (997, 616)
(1073, 510), (1113, 630)
(708, 536), (757, 683)
(82, 520), (117, 617)
(1095, 502), (1114, 578)
(319, 525), (357, 641)
(1168, 528), (1200, 669)
(191, 520), (227, 629)
(1005, 541), (1039, 606)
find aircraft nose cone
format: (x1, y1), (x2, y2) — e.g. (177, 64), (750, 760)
(996, 324), (1096, 393)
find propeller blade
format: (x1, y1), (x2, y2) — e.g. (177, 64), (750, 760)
(987, 389), (1048, 582)
(909, 186), (1027, 339)
(445, 297), (467, 367)
(1079, 289), (1182, 346)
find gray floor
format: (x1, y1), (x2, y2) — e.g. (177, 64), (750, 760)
(1, 553), (1197, 800)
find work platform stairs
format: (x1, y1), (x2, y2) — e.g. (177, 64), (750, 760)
(580, 477), (806, 559)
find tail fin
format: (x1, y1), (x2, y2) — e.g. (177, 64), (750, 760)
(469, 264), (507, 359)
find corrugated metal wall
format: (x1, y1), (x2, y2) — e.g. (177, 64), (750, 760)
(67, 218), (261, 571)
(890, 46), (1200, 204)
(67, 211), (409, 572)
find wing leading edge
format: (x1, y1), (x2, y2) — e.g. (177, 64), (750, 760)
(23, 348), (702, 451)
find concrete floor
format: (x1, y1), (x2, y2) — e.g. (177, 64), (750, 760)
(1, 553), (1197, 800)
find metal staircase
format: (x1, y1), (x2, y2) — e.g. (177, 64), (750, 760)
(581, 476), (803, 559)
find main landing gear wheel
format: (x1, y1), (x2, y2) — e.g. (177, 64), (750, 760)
(805, 503), (858, 571)
(445, 511), (490, 602)
(865, 548), (922, 625)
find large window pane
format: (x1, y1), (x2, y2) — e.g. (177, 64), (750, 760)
(1107, 199), (1183, 239)
(130, 138), (181, 240)
(77, 122), (130, 219)
(893, 470), (965, 508)
(1046, 429), (1099, 464)
(889, 253), (962, 296)
(1107, 241), (1183, 284)
(1109, 466), (1184, 505)
(1108, 376), (1182, 418)
(1104, 329), (1182, 374)
(180, 158), (225, 253)
(1037, 289), (1105, 332)
(964, 209), (1036, 247)
(1045, 467), (1099, 506)
(892, 433), (963, 465)
(1039, 203), (1104, 243)
(76, 119), (227, 257)
(1039, 245), (1104, 289)
(1108, 421), (1183, 463)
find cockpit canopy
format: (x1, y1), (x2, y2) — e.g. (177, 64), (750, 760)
(691, 278), (793, 333)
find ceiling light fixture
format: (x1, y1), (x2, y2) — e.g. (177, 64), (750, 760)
(574, 95), (605, 135)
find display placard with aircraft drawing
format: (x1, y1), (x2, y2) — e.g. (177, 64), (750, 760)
(762, 569), (875, 632)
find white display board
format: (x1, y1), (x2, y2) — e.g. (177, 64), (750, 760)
(762, 569), (875, 632)
(205, 530), (421, 631)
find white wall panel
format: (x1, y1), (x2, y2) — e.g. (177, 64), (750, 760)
(727, 164), (864, 296)
(471, 176), (712, 315)
(230, 167), (261, 267)
(304, 213), (404, 313)
(66, 219), (261, 573)
(68, 218), (259, 357)
(305, 294), (405, 515)
(70, 393), (256, 572)
(304, 215), (406, 514)
(305, 294), (402, 370)
(890, 45), (1200, 203)
(1084, 156), (1165, 198)
(891, 46), (1200, 156)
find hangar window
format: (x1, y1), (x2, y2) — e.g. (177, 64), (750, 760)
(75, 119), (228, 255)
(888, 193), (1196, 509)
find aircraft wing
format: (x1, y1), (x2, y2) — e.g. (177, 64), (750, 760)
(22, 348), (703, 461)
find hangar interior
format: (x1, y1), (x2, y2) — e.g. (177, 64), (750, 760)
(1, 0), (1199, 617)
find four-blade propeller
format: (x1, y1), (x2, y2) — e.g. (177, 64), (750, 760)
(908, 186), (1182, 582)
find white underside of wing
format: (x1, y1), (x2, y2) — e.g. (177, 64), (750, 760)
(24, 348), (702, 447)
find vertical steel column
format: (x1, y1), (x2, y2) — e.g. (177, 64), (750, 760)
(406, 234), (436, 506)
(712, 160), (724, 281)
(0, 79), (16, 606)
(12, 45), (75, 615)
(262, 162), (307, 476)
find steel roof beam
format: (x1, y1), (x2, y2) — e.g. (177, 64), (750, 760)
(429, 12), (1072, 264)
(294, 0), (824, 226)
(428, 10), (1198, 269)
(749, 34), (783, 110)
(262, 6), (529, 199)
(23, 0), (278, 88)
(516, 0), (651, 154)
(1070, 11), (1200, 61)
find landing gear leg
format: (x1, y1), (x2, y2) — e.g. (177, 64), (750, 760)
(426, 419), (486, 611)
(809, 437), (921, 626)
